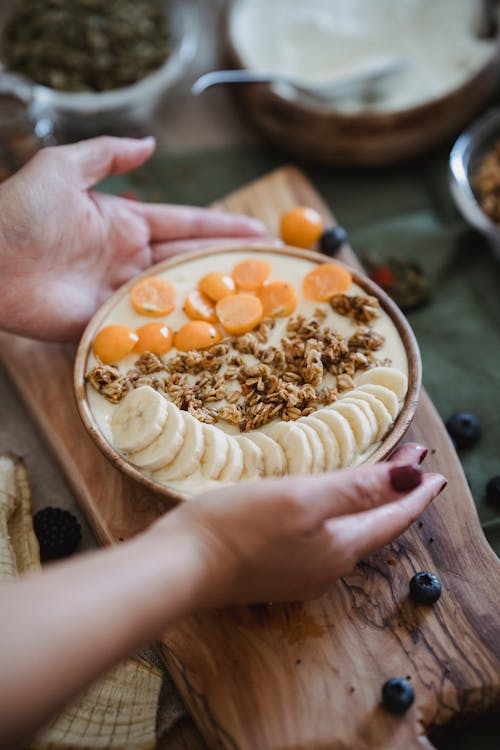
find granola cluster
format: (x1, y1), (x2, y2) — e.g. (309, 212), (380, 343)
(86, 301), (388, 432)
(473, 140), (500, 224)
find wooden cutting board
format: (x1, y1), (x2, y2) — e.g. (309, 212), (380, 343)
(0, 166), (499, 750)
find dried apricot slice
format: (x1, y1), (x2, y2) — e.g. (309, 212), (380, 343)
(134, 323), (174, 355)
(198, 272), (236, 301)
(183, 290), (217, 323)
(174, 321), (222, 352)
(93, 325), (138, 364)
(280, 207), (324, 248)
(303, 262), (352, 301)
(216, 293), (263, 335)
(258, 280), (297, 317)
(232, 258), (271, 290)
(130, 276), (177, 316)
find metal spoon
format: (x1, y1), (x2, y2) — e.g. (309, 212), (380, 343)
(192, 56), (408, 103)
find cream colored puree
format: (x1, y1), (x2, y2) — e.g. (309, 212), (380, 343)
(87, 251), (408, 494)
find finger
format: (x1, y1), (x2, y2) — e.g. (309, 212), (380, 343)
(59, 136), (156, 187)
(327, 473), (446, 561)
(152, 236), (282, 261)
(132, 203), (266, 242)
(387, 442), (428, 466)
(283, 461), (425, 524)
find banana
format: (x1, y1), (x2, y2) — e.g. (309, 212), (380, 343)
(338, 395), (379, 441)
(246, 432), (286, 476)
(111, 386), (168, 453)
(355, 366), (408, 401)
(264, 422), (313, 474)
(152, 411), (204, 482)
(128, 402), (185, 471)
(330, 400), (375, 452)
(201, 424), (230, 480)
(295, 422), (325, 473)
(346, 390), (393, 441)
(313, 408), (357, 468)
(299, 415), (341, 471)
(357, 384), (399, 420)
(219, 436), (244, 483)
(236, 435), (264, 479)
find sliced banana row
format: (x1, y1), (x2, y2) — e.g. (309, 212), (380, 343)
(110, 366), (407, 486)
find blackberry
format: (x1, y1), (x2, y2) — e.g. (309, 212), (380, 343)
(445, 412), (481, 449)
(486, 475), (500, 508)
(381, 677), (415, 714)
(409, 571), (442, 605)
(319, 225), (348, 256)
(33, 507), (82, 561)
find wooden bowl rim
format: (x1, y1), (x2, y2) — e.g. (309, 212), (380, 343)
(224, 2), (500, 123)
(74, 242), (422, 504)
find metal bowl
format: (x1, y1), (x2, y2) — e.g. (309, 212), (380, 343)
(450, 106), (500, 259)
(0, 0), (199, 140)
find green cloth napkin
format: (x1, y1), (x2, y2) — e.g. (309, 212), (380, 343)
(102, 146), (500, 543)
(103, 143), (500, 750)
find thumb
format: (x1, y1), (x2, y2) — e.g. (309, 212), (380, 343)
(60, 135), (156, 188)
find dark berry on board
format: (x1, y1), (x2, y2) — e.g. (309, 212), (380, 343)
(486, 475), (500, 508)
(445, 412), (481, 449)
(409, 571), (442, 605)
(319, 225), (348, 256)
(33, 507), (82, 562)
(381, 677), (415, 714)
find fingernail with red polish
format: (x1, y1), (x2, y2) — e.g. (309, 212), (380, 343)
(390, 464), (423, 492)
(416, 446), (428, 464)
(438, 480), (448, 494)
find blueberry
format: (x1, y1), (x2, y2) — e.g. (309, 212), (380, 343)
(409, 571), (442, 605)
(486, 475), (500, 508)
(381, 677), (415, 714)
(319, 225), (348, 256)
(445, 411), (481, 449)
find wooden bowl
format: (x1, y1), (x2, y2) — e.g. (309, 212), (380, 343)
(224, 10), (500, 168)
(74, 243), (421, 503)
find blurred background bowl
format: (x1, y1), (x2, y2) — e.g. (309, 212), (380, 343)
(0, 0), (199, 141)
(224, 0), (500, 168)
(450, 106), (500, 259)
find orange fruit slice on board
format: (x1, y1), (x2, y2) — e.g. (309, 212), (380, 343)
(134, 323), (174, 355)
(130, 276), (177, 316)
(258, 280), (297, 317)
(198, 272), (236, 302)
(280, 207), (324, 248)
(232, 258), (271, 290)
(93, 325), (139, 364)
(174, 321), (222, 352)
(216, 293), (264, 335)
(183, 290), (217, 323)
(303, 263), (352, 301)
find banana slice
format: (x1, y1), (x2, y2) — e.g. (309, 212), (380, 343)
(338, 396), (379, 441)
(236, 436), (264, 479)
(246, 433), (286, 476)
(295, 422), (325, 473)
(299, 415), (340, 471)
(201, 424), (230, 480)
(357, 384), (399, 420)
(264, 422), (313, 474)
(330, 400), (375, 452)
(347, 390), (393, 441)
(128, 401), (185, 471)
(219, 437), (244, 483)
(313, 408), (357, 468)
(153, 411), (204, 482)
(356, 366), (408, 401)
(111, 386), (168, 453)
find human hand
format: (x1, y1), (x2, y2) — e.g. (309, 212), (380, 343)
(152, 443), (446, 607)
(0, 136), (265, 341)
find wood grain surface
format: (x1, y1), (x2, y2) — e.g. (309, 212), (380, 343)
(0, 166), (499, 750)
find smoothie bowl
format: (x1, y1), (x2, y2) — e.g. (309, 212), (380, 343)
(74, 244), (421, 502)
